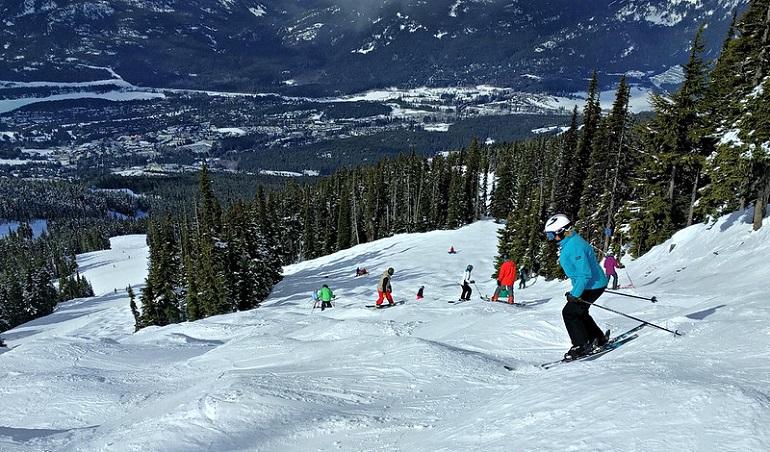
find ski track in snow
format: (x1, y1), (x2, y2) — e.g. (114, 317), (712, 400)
(1, 212), (770, 451)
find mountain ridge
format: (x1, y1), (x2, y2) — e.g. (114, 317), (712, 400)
(0, 0), (749, 96)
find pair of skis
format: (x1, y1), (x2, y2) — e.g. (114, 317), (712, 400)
(479, 296), (530, 307)
(448, 296), (531, 307)
(448, 298), (472, 304)
(503, 323), (646, 371)
(365, 300), (405, 309)
(537, 324), (646, 370)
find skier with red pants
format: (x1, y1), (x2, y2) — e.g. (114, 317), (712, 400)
(375, 268), (395, 308)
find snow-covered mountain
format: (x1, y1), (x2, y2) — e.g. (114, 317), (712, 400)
(0, 0), (748, 96)
(2, 207), (769, 451)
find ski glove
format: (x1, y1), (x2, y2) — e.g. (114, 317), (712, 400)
(470, 280), (475, 283)
(565, 292), (581, 303)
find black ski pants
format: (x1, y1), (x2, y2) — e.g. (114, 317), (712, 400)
(562, 287), (606, 347)
(460, 282), (472, 300)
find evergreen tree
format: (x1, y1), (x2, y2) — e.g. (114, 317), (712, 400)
(630, 27), (713, 254)
(489, 143), (517, 220)
(141, 217), (182, 326)
(706, 11), (742, 130)
(181, 222), (200, 321)
(221, 200), (251, 312)
(300, 186), (319, 261)
(395, 151), (429, 232)
(427, 153), (450, 227)
(493, 211), (516, 279)
(507, 138), (550, 274)
(733, 76), (770, 230)
(703, 1), (770, 230)
(463, 138), (484, 224)
(579, 76), (634, 251)
(348, 167), (366, 242)
(550, 107), (581, 219)
(0, 284), (9, 333)
(318, 177), (338, 254)
(336, 178), (353, 250)
(0, 225), (61, 332)
(194, 165), (229, 318)
(24, 266), (58, 319)
(128, 285), (141, 332)
(198, 163), (222, 241)
(364, 161), (389, 240)
(3, 271), (24, 329)
(446, 165), (466, 229)
(259, 190), (286, 294)
(196, 234), (229, 317)
(416, 158), (436, 231)
(274, 181), (303, 262)
(478, 151), (491, 220)
(575, 69), (602, 195)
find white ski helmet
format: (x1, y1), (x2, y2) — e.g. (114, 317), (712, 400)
(544, 214), (572, 237)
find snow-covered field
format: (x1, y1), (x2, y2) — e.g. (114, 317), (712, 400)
(2, 209), (769, 451)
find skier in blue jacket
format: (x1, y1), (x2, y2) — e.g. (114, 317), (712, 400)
(544, 214), (609, 360)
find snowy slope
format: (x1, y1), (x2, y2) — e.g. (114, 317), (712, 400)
(1, 210), (769, 452)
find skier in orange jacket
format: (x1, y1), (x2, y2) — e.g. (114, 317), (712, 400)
(491, 254), (517, 304)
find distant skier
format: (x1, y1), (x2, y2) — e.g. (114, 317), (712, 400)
(459, 265), (474, 301)
(356, 267), (361, 277)
(416, 285), (425, 300)
(491, 254), (517, 304)
(311, 289), (321, 309)
(518, 267), (528, 290)
(603, 251), (624, 290)
(318, 284), (335, 311)
(375, 267), (395, 308)
(544, 213), (609, 360)
(449, 246), (456, 254)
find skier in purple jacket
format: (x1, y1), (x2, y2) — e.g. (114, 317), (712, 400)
(603, 252), (624, 290)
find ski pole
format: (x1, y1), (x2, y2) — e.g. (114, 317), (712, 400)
(579, 298), (681, 336)
(472, 282), (487, 299)
(622, 266), (636, 288)
(605, 290), (658, 303)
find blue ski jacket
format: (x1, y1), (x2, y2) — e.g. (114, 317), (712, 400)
(558, 231), (608, 298)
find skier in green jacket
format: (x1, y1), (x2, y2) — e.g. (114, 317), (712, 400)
(318, 284), (335, 311)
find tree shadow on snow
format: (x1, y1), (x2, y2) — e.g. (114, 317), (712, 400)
(686, 304), (727, 320)
(719, 208), (754, 232)
(0, 425), (98, 442)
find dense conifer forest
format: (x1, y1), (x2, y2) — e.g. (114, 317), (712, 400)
(2, 1), (769, 335)
(0, 180), (151, 333)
